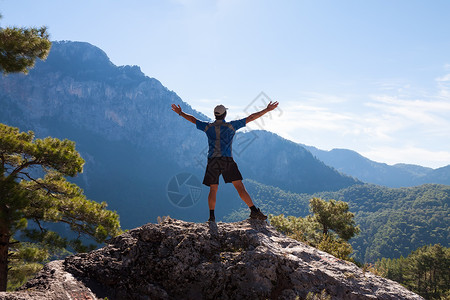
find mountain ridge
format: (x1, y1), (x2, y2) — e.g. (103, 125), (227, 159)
(302, 145), (450, 187)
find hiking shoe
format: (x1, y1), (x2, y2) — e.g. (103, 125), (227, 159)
(208, 216), (216, 223)
(250, 208), (267, 220)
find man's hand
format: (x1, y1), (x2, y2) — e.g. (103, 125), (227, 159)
(171, 104), (197, 124)
(246, 101), (280, 123)
(171, 104), (182, 115)
(266, 101), (279, 112)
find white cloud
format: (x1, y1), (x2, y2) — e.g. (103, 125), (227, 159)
(296, 92), (350, 105)
(366, 95), (450, 127)
(241, 87), (450, 168)
(436, 74), (450, 82)
(372, 79), (412, 93)
(436, 72), (450, 98)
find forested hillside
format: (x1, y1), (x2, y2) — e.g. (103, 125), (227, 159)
(375, 244), (449, 299)
(225, 180), (450, 263)
(317, 184), (449, 262)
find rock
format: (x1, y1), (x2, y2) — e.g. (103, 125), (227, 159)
(1, 218), (424, 300)
(0, 260), (97, 300)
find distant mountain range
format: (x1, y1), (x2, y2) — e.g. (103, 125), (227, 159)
(0, 41), (359, 228)
(302, 145), (450, 187)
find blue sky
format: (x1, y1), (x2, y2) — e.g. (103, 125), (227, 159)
(2, 0), (450, 168)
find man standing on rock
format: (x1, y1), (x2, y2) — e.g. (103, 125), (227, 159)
(171, 101), (279, 222)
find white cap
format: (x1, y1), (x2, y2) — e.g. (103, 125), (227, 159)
(214, 104), (227, 116)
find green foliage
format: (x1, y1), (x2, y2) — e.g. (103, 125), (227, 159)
(305, 289), (332, 300)
(269, 198), (359, 261)
(7, 239), (70, 291)
(0, 123), (121, 290)
(269, 214), (322, 245)
(375, 244), (450, 300)
(317, 234), (354, 261)
(0, 18), (51, 74)
(0, 124), (84, 177)
(309, 197), (360, 240)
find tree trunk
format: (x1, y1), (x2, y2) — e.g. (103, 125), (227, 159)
(0, 229), (9, 292)
(0, 206), (10, 292)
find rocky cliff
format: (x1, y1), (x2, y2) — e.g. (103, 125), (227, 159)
(0, 219), (422, 300)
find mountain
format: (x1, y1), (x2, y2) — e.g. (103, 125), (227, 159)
(0, 41), (208, 229)
(236, 130), (359, 193)
(0, 41), (359, 229)
(424, 164), (450, 183)
(302, 145), (450, 187)
(0, 219), (423, 300)
(225, 180), (450, 263)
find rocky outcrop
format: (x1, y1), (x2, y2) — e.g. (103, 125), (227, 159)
(0, 260), (97, 300)
(1, 218), (422, 300)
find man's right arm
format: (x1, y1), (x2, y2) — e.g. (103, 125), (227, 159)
(171, 104), (197, 124)
(246, 101), (279, 123)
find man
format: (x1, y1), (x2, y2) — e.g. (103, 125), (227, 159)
(171, 101), (279, 222)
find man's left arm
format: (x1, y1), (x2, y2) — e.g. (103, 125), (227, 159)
(246, 101), (279, 123)
(171, 104), (197, 124)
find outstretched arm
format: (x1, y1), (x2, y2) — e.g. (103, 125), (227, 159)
(246, 101), (279, 123)
(171, 104), (197, 124)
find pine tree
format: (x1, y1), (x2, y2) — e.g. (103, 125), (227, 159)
(0, 17), (120, 289)
(0, 124), (122, 291)
(269, 198), (360, 261)
(0, 14), (51, 74)
(309, 197), (360, 240)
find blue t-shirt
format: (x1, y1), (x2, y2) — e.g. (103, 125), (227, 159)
(196, 118), (246, 158)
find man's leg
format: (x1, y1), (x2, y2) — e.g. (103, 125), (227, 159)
(232, 180), (254, 207)
(208, 184), (218, 209)
(232, 180), (267, 220)
(208, 184), (218, 222)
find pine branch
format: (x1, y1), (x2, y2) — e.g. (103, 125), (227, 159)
(20, 172), (61, 199)
(58, 219), (95, 237)
(34, 219), (44, 232)
(10, 159), (40, 178)
(18, 171), (39, 184)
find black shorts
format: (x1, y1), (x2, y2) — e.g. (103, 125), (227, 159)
(203, 157), (243, 186)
